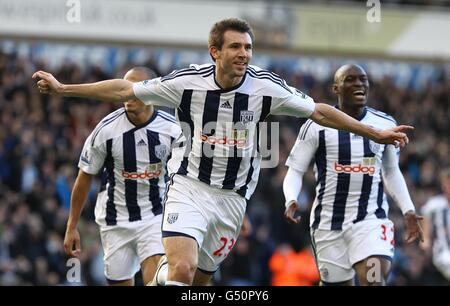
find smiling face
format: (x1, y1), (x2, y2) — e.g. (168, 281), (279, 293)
(210, 30), (253, 81)
(333, 65), (369, 108)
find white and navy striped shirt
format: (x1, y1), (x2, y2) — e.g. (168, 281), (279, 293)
(133, 64), (315, 199)
(79, 108), (182, 227)
(286, 107), (399, 231)
(422, 195), (450, 258)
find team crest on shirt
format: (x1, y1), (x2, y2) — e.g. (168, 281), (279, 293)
(154, 144), (168, 160)
(167, 213), (179, 224)
(240, 111), (254, 125)
(369, 140), (381, 154)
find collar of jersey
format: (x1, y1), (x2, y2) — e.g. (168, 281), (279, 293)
(334, 105), (367, 121)
(213, 66), (247, 93)
(125, 108), (158, 130)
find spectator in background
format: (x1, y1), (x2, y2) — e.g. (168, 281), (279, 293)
(421, 168), (450, 284)
(0, 46), (448, 285)
(269, 243), (319, 286)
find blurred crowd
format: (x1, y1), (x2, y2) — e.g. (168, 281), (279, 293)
(0, 45), (448, 286)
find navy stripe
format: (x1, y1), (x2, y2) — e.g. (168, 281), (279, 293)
(443, 208), (450, 248)
(247, 67), (292, 94)
(367, 109), (397, 125)
(99, 168), (107, 192)
(331, 131), (351, 230)
(202, 70), (214, 78)
(236, 96), (271, 197)
(91, 110), (125, 146)
(247, 66), (287, 85)
(261, 96), (272, 121)
(198, 91), (221, 184)
(222, 93), (249, 189)
(157, 111), (177, 124)
(161, 66), (213, 81)
(300, 120), (314, 140)
(161, 66), (214, 82)
(147, 130), (163, 216)
(312, 130), (326, 229)
(176, 90), (194, 175)
(123, 131), (141, 222)
(247, 69), (292, 94)
(354, 138), (375, 223)
(255, 96), (272, 154)
(105, 139), (117, 225)
(375, 176), (386, 218)
(236, 157), (254, 198)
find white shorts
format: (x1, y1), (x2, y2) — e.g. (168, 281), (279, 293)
(433, 250), (450, 280)
(311, 218), (395, 283)
(99, 215), (164, 281)
(162, 174), (246, 273)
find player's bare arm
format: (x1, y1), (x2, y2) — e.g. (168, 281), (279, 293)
(310, 103), (413, 147)
(32, 70), (135, 102)
(63, 170), (93, 258)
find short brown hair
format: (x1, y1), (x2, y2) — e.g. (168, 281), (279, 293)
(208, 18), (254, 50)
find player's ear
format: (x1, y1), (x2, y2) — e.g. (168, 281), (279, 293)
(332, 83), (339, 95)
(209, 46), (220, 62)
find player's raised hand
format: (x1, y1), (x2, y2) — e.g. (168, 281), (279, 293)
(404, 211), (424, 244)
(284, 201), (301, 224)
(32, 70), (63, 95)
(64, 228), (82, 258)
(376, 125), (414, 148)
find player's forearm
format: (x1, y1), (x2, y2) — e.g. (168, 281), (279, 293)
(60, 79), (134, 102)
(67, 172), (93, 230)
(311, 103), (380, 140)
(382, 166), (415, 215)
(283, 168), (304, 207)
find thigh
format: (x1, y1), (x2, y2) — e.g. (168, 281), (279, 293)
(192, 269), (214, 286)
(163, 235), (199, 270)
(348, 218), (395, 267)
(136, 216), (165, 264)
(162, 175), (208, 247)
(197, 195), (246, 273)
(311, 229), (354, 284)
(100, 228), (139, 282)
(140, 254), (162, 286)
(353, 256), (391, 286)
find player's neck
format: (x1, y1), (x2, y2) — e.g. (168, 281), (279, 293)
(215, 68), (242, 89)
(339, 103), (365, 120)
(126, 106), (154, 126)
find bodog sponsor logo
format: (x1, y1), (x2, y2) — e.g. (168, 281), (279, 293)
(121, 163), (162, 179)
(200, 129), (248, 148)
(333, 162), (376, 176)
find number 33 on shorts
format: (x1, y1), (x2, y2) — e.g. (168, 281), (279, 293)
(380, 223), (395, 246)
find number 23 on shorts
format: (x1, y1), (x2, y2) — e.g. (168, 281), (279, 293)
(213, 237), (235, 257)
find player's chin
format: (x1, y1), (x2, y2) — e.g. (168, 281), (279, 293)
(351, 96), (367, 106)
(234, 65), (247, 74)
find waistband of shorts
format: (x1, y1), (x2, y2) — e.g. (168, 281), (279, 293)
(175, 174), (245, 198)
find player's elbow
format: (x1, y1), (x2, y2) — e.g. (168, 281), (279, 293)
(119, 82), (136, 102)
(309, 103), (328, 124)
